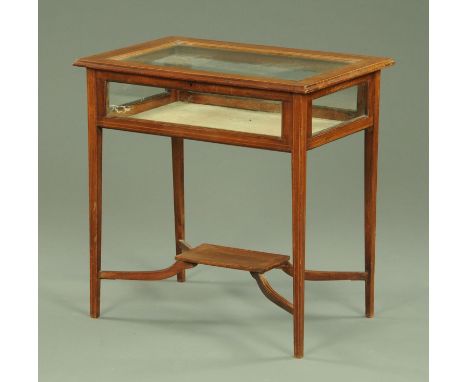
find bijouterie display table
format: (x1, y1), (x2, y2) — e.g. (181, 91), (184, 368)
(74, 36), (394, 358)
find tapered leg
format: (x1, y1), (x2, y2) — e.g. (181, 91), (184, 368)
(171, 137), (186, 282)
(291, 95), (308, 358)
(87, 69), (102, 318)
(365, 72), (381, 318)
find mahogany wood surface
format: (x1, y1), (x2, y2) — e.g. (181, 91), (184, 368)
(175, 243), (290, 273)
(171, 137), (186, 282)
(87, 69), (102, 319)
(306, 271), (367, 281)
(281, 263), (368, 281)
(251, 272), (293, 314)
(364, 71), (381, 318)
(99, 261), (195, 281)
(291, 95), (308, 358)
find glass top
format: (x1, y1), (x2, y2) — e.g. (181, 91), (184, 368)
(120, 44), (349, 81)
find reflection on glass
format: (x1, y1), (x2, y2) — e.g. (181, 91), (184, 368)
(119, 44), (349, 81)
(311, 83), (367, 135)
(107, 82), (282, 137)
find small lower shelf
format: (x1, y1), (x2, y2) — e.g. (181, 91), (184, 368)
(175, 243), (290, 273)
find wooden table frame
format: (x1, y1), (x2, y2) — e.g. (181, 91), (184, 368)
(75, 36), (394, 358)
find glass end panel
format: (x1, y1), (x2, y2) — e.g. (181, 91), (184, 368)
(107, 82), (282, 137)
(311, 83), (367, 135)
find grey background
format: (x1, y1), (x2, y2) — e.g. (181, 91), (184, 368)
(39, 0), (428, 381)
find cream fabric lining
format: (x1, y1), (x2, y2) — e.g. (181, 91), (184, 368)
(131, 101), (339, 136)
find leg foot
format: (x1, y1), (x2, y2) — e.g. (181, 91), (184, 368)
(177, 271), (186, 282)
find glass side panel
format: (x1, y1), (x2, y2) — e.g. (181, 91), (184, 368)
(311, 83), (367, 135)
(118, 44), (349, 81)
(107, 82), (282, 137)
